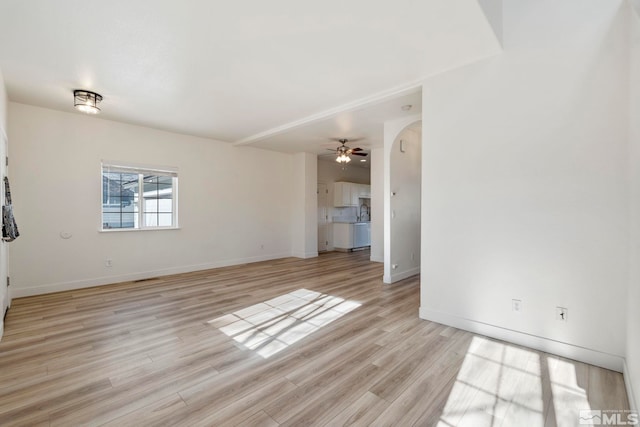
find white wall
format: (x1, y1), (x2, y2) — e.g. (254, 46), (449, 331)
(317, 159), (370, 187)
(0, 69), (6, 132)
(627, 0), (640, 412)
(8, 102), (295, 297)
(420, 0), (630, 371)
(383, 115), (421, 284)
(291, 152), (318, 258)
(0, 69), (8, 339)
(370, 148), (384, 263)
(477, 0), (503, 45)
(317, 159), (370, 250)
(387, 124), (421, 283)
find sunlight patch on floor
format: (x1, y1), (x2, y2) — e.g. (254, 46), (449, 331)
(438, 336), (545, 427)
(208, 288), (361, 358)
(547, 356), (591, 427)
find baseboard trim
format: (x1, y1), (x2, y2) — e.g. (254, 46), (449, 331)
(370, 255), (384, 263)
(419, 307), (625, 372)
(624, 359), (639, 412)
(10, 252), (292, 298)
(292, 251), (318, 259)
(385, 267), (420, 284)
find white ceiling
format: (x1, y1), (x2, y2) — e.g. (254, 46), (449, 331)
(248, 90), (422, 155)
(0, 0), (500, 150)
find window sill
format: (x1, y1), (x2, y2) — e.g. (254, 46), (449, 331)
(99, 227), (181, 233)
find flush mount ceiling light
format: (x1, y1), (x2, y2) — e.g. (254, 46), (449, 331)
(74, 90), (103, 114)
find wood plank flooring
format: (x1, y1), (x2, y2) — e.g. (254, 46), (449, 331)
(0, 251), (630, 426)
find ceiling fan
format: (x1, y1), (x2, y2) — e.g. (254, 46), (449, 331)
(329, 138), (368, 163)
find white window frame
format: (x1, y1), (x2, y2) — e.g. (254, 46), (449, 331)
(100, 161), (179, 232)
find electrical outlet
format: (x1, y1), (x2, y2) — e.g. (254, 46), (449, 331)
(556, 307), (568, 322)
(105, 259), (113, 268)
(411, 253), (415, 261)
(512, 299), (522, 313)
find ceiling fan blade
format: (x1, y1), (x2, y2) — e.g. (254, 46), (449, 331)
(351, 152), (368, 156)
(351, 147), (363, 152)
(329, 137), (365, 143)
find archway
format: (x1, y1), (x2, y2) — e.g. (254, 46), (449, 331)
(384, 119), (422, 283)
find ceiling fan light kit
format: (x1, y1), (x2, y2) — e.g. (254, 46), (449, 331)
(74, 89), (103, 114)
(332, 138), (368, 164)
(336, 153), (351, 163)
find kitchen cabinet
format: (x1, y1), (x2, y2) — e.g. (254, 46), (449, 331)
(333, 182), (349, 207)
(333, 223), (353, 249)
(333, 182), (370, 207)
(333, 182), (358, 207)
(333, 222), (371, 250)
(350, 185), (360, 206)
(359, 184), (371, 199)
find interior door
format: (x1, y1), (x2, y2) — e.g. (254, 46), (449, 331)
(318, 183), (329, 252)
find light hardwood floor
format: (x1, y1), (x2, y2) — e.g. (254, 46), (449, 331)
(0, 251), (630, 426)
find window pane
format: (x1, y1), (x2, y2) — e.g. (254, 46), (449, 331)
(103, 173), (122, 200)
(103, 170), (140, 228)
(102, 213), (121, 229)
(121, 212), (136, 228)
(158, 199), (172, 213)
(144, 198), (158, 213)
(121, 196), (136, 211)
(104, 196), (121, 208)
(158, 213), (172, 227)
(102, 167), (177, 230)
(120, 175), (137, 206)
(142, 175), (172, 215)
(104, 182), (121, 198)
(144, 213), (158, 227)
(102, 196), (121, 229)
(121, 173), (138, 185)
(123, 178), (138, 194)
(103, 172), (121, 181)
(143, 182), (158, 193)
(158, 183), (172, 194)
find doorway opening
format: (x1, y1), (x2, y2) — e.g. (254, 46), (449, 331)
(317, 183), (329, 252)
(385, 120), (422, 283)
(317, 158), (371, 253)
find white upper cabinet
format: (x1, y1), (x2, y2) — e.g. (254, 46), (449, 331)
(334, 182), (355, 207)
(333, 182), (371, 207)
(333, 182), (352, 207)
(350, 185), (360, 206)
(359, 184), (371, 199)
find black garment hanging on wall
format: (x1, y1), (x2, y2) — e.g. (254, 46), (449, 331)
(2, 177), (19, 242)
